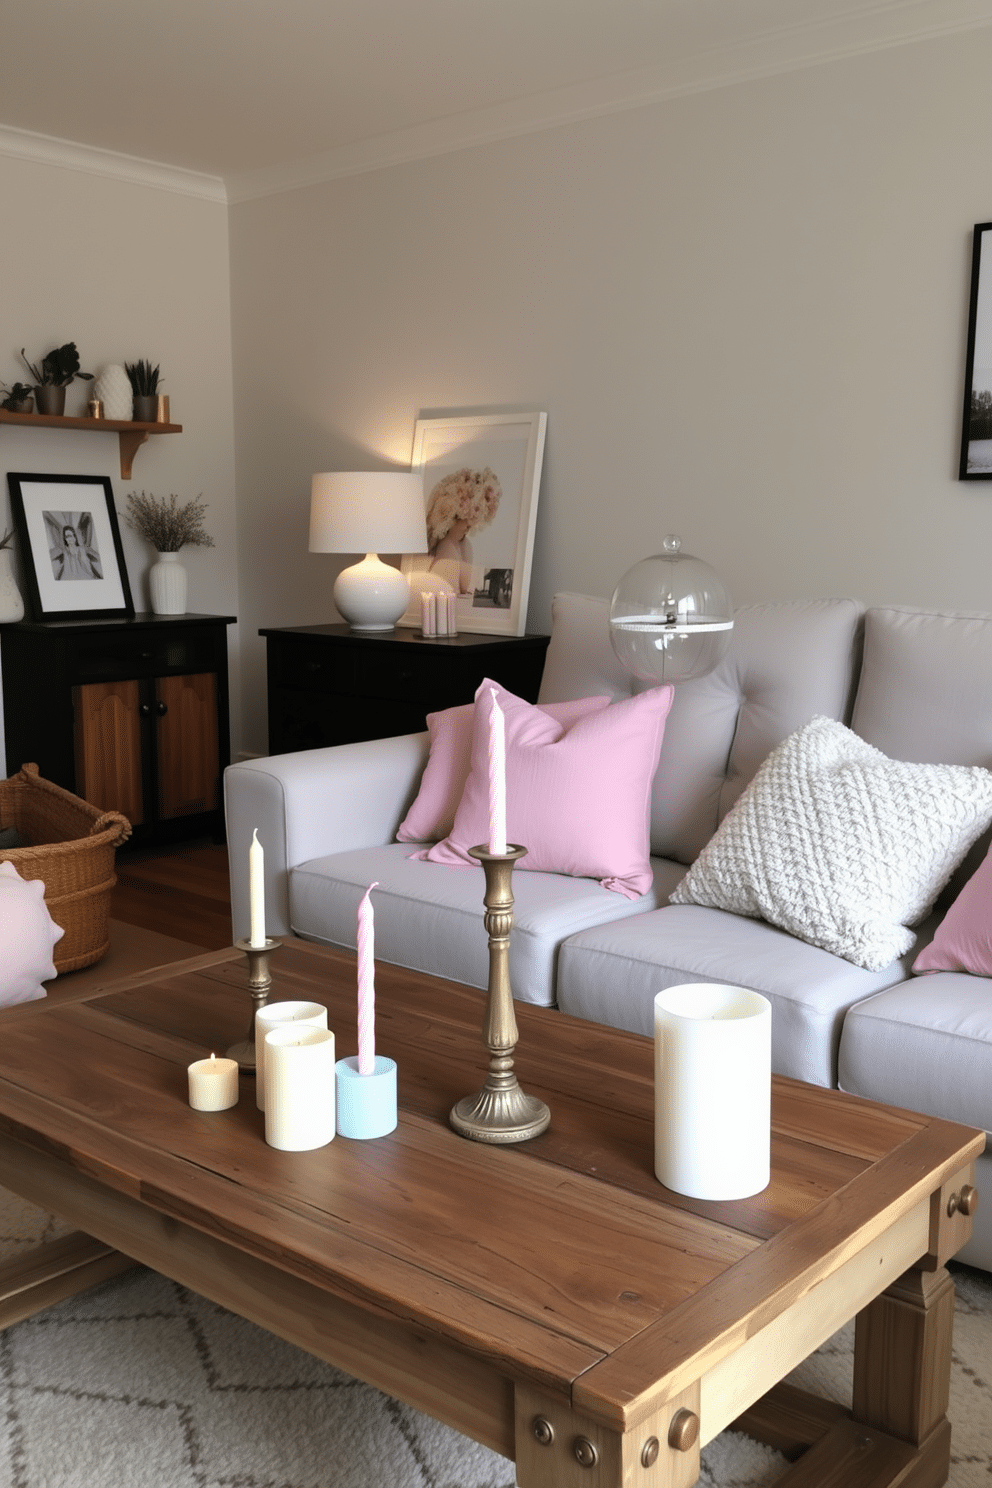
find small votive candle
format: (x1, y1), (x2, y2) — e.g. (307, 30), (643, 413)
(188, 1052), (239, 1111)
(264, 1026), (336, 1151)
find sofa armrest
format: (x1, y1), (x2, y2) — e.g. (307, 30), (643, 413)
(224, 732), (429, 939)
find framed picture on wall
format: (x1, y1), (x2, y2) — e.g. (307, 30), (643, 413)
(7, 472), (135, 620)
(960, 222), (992, 479)
(399, 411), (547, 636)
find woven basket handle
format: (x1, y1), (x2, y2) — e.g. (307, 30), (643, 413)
(91, 811), (133, 847)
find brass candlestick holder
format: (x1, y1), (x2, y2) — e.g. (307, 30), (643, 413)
(227, 936), (281, 1071)
(450, 845), (551, 1144)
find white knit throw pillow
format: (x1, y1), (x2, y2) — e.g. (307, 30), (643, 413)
(670, 715), (992, 971)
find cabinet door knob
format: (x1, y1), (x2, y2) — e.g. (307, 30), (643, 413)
(156, 701), (168, 716)
(139, 702), (152, 717)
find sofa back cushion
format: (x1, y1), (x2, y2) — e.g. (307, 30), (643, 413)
(539, 593), (862, 864)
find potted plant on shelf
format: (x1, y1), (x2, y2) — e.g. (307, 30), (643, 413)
(125, 360), (162, 422)
(0, 382), (35, 413)
(123, 490), (214, 615)
(19, 342), (93, 415)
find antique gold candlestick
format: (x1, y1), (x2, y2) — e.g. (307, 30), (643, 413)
(227, 936), (281, 1070)
(450, 846), (551, 1144)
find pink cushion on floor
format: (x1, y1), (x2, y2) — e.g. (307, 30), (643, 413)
(0, 860), (64, 1007)
(416, 677), (674, 897)
(396, 692), (610, 844)
(914, 841), (992, 975)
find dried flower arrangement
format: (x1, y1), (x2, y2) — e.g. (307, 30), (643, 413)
(124, 491), (215, 553)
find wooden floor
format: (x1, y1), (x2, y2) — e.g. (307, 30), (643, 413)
(110, 840), (233, 950)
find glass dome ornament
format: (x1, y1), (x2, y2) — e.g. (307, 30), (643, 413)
(609, 535), (733, 684)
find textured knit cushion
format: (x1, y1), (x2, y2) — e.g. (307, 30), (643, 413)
(913, 840), (992, 975)
(0, 860), (64, 1007)
(396, 693), (610, 844)
(417, 678), (674, 897)
(670, 715), (992, 971)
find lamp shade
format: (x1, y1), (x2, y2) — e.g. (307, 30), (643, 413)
(309, 471), (427, 555)
(609, 534), (733, 684)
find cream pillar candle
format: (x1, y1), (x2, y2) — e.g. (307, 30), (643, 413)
(420, 592), (433, 635)
(188, 1052), (239, 1111)
(654, 984), (771, 1200)
(264, 1026), (336, 1151)
(255, 1000), (328, 1110)
(248, 828), (266, 948)
(446, 593), (458, 635)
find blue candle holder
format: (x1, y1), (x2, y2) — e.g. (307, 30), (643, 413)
(335, 1055), (397, 1139)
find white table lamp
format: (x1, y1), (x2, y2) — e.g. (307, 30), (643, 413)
(309, 471), (427, 631)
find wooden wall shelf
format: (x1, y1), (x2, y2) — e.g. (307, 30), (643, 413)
(0, 409), (183, 479)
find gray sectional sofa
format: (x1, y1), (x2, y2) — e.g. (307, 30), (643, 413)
(225, 593), (992, 1269)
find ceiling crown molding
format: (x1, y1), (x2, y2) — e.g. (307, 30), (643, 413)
(0, 123), (227, 204)
(227, 0), (992, 203)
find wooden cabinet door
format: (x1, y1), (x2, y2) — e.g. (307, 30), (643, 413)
(73, 680), (144, 824)
(154, 672), (219, 819)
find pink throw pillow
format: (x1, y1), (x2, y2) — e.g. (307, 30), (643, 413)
(415, 678), (674, 898)
(397, 692), (611, 843)
(0, 860), (64, 1007)
(913, 841), (992, 975)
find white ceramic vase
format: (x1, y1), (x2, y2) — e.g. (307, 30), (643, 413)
(149, 551), (187, 615)
(0, 549), (24, 623)
(92, 364), (133, 421)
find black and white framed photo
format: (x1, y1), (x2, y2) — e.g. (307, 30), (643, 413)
(399, 411), (547, 636)
(7, 472), (134, 620)
(960, 222), (992, 479)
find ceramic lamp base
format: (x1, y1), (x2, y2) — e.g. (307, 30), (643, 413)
(335, 1055), (398, 1138)
(333, 554), (409, 630)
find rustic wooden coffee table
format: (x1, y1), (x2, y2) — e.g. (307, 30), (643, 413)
(0, 939), (982, 1488)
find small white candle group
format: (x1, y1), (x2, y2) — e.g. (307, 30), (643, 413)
(420, 591), (457, 636)
(248, 827), (266, 947)
(487, 686), (507, 855)
(188, 1052), (239, 1111)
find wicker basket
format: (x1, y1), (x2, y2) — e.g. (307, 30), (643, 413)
(0, 763), (132, 973)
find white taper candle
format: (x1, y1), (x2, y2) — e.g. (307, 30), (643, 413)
(248, 828), (266, 947)
(488, 686), (507, 855)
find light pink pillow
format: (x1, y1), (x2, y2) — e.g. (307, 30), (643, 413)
(397, 692), (611, 843)
(0, 860), (64, 1007)
(415, 678), (674, 898)
(914, 841), (992, 975)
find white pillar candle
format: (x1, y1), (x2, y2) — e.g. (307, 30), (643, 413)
(188, 1052), (239, 1111)
(654, 984), (771, 1200)
(487, 686), (507, 855)
(255, 1000), (328, 1110)
(420, 592), (432, 635)
(447, 592), (458, 635)
(428, 592), (437, 636)
(248, 828), (266, 948)
(264, 1026), (336, 1151)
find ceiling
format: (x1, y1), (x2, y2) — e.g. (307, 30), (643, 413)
(1, 0), (991, 198)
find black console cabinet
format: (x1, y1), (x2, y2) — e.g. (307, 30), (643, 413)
(261, 625), (550, 754)
(0, 613), (235, 845)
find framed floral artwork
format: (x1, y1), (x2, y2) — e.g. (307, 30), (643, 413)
(7, 471), (135, 620)
(399, 412), (547, 635)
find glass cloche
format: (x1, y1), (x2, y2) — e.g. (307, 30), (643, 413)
(609, 535), (733, 684)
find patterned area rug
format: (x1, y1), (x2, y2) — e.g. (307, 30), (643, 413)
(1, 1190), (990, 1488)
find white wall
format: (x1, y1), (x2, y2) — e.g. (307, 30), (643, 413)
(229, 25), (992, 756)
(0, 152), (239, 768)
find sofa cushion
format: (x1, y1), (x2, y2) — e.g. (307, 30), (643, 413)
(556, 902), (913, 1087)
(539, 593), (862, 865)
(289, 843), (685, 1007)
(670, 715), (992, 971)
(396, 692), (610, 844)
(839, 975), (992, 1139)
(0, 861), (64, 1007)
(913, 839), (992, 976)
(419, 679), (673, 898)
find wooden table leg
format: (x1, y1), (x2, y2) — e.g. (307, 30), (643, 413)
(853, 1265), (955, 1446)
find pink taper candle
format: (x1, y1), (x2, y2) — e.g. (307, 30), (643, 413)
(488, 687), (507, 855)
(357, 882), (379, 1075)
